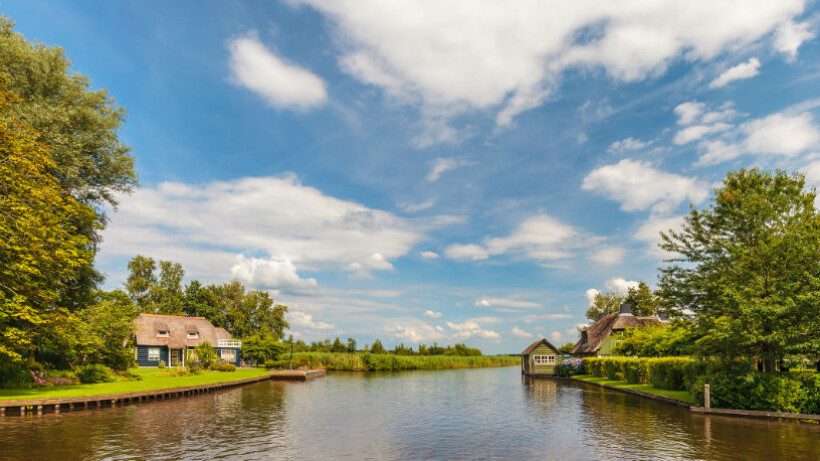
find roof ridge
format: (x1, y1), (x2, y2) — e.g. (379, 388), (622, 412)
(136, 313), (207, 320)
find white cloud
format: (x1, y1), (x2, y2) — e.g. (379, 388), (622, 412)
(709, 57), (761, 88)
(230, 256), (317, 292)
(673, 123), (731, 145)
(520, 313), (572, 323)
(474, 298), (542, 309)
(423, 310), (442, 318)
(694, 140), (742, 166)
(298, 0), (810, 139)
(399, 200), (434, 213)
(741, 112), (820, 156)
(388, 322), (446, 343)
(582, 159), (709, 213)
(511, 326), (534, 339)
(420, 251), (439, 259)
(228, 32), (327, 110)
(774, 20), (815, 58)
(587, 246), (626, 266)
(427, 157), (471, 182)
(605, 278), (640, 296)
(584, 288), (599, 307)
(444, 244), (490, 261)
(288, 311), (335, 330)
(608, 137), (649, 154)
(446, 320), (500, 340)
(674, 101), (706, 125)
(801, 161), (820, 185)
(99, 175), (439, 282)
(633, 214), (687, 257)
(550, 331), (563, 344)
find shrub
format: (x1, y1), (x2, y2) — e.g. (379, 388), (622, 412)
(185, 362), (203, 375)
(157, 368), (190, 378)
(210, 362), (236, 372)
(556, 357), (584, 377)
(647, 357), (692, 390)
(623, 358), (650, 384)
(602, 358), (629, 381)
(194, 342), (218, 368)
(158, 361), (166, 369)
(691, 372), (806, 413)
(114, 370), (143, 381)
(76, 364), (116, 384)
(242, 335), (285, 364)
(583, 358), (604, 377)
(0, 364), (32, 388)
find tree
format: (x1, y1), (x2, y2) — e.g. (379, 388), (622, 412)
(125, 255), (157, 311)
(370, 339), (386, 354)
(241, 335), (284, 364)
(658, 168), (820, 372)
(194, 342), (218, 368)
(1, 17), (136, 309)
(558, 342), (575, 355)
(585, 289), (624, 321)
(612, 322), (696, 357)
(331, 337), (346, 353)
(0, 88), (94, 363)
(346, 337), (357, 353)
(154, 261), (184, 315)
(623, 282), (661, 317)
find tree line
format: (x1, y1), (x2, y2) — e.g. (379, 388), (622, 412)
(284, 336), (483, 356)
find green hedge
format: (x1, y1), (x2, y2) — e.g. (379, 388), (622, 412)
(647, 358), (692, 390)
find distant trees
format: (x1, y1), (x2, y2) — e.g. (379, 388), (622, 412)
(558, 342), (575, 355)
(346, 337), (357, 353)
(331, 337), (346, 353)
(585, 289), (623, 321)
(623, 282), (660, 317)
(299, 338), (483, 356)
(369, 339), (386, 354)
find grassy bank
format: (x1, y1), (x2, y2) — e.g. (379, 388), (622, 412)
(294, 352), (520, 371)
(573, 374), (696, 403)
(0, 368), (270, 401)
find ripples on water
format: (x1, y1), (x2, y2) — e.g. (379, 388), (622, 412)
(1, 367), (818, 460)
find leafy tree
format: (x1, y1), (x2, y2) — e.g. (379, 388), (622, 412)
(125, 255), (157, 311)
(125, 256), (185, 314)
(623, 282), (661, 317)
(0, 17), (136, 309)
(370, 339), (386, 354)
(558, 342), (575, 355)
(182, 280), (220, 322)
(658, 168), (820, 372)
(0, 89), (94, 363)
(346, 337), (357, 353)
(612, 322), (696, 357)
(241, 335), (284, 363)
(293, 339), (309, 352)
(331, 337), (346, 353)
(154, 261), (184, 315)
(194, 342), (218, 368)
(585, 289), (624, 321)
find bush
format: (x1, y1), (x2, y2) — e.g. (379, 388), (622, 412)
(157, 368), (190, 378)
(242, 335), (284, 364)
(185, 362), (203, 375)
(210, 362), (236, 372)
(602, 358), (629, 381)
(194, 342), (218, 368)
(158, 360), (166, 369)
(76, 364), (116, 384)
(114, 370), (143, 381)
(0, 364), (32, 388)
(583, 358), (604, 377)
(623, 358), (650, 384)
(556, 357), (584, 377)
(691, 372), (806, 413)
(647, 358), (692, 390)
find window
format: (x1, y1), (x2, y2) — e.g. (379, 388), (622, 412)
(187, 332), (198, 339)
(532, 355), (556, 365)
(148, 347), (161, 361)
(220, 349), (236, 363)
(157, 330), (169, 337)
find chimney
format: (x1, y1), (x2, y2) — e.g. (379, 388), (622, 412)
(598, 312), (606, 321)
(619, 303), (633, 316)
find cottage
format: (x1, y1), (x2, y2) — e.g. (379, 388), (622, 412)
(133, 313), (242, 367)
(571, 303), (661, 357)
(521, 338), (561, 376)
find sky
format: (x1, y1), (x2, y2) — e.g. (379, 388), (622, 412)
(4, 1), (820, 353)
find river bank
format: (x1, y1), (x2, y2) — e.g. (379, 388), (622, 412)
(292, 352), (520, 371)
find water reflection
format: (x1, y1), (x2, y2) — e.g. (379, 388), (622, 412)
(0, 368), (818, 460)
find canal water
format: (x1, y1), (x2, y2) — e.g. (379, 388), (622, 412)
(1, 366), (818, 460)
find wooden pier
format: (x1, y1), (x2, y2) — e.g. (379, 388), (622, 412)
(0, 368), (325, 417)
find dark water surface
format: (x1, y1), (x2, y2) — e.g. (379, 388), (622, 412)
(1, 367), (819, 460)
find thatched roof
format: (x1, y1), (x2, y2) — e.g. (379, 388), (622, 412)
(571, 312), (661, 356)
(134, 313), (233, 348)
(521, 338), (560, 356)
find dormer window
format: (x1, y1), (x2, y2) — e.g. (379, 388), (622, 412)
(187, 332), (199, 339)
(157, 330), (169, 338)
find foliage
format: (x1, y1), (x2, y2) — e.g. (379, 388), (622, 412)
(331, 337), (346, 353)
(209, 362), (237, 372)
(295, 352), (518, 371)
(646, 357), (692, 390)
(194, 342), (219, 369)
(0, 364), (32, 388)
(585, 289), (624, 321)
(264, 356), (316, 370)
(558, 342), (575, 355)
(346, 337), (357, 353)
(658, 168), (820, 372)
(556, 357), (584, 377)
(113, 369), (143, 381)
(76, 364), (116, 384)
(583, 357), (693, 390)
(184, 362), (204, 375)
(623, 282), (661, 317)
(370, 339), (386, 354)
(612, 322), (696, 357)
(622, 358), (650, 384)
(158, 361), (166, 369)
(125, 256), (184, 315)
(241, 335), (284, 363)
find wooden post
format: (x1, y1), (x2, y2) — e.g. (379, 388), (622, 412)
(704, 384), (711, 409)
(0, 407), (5, 416)
(54, 404), (60, 414)
(36, 405), (43, 415)
(20, 406), (25, 415)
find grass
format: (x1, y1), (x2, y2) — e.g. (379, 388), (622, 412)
(295, 352), (520, 371)
(0, 368), (270, 401)
(573, 374), (696, 404)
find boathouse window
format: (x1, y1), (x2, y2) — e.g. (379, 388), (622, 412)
(220, 349), (236, 362)
(533, 355), (555, 365)
(148, 347), (161, 361)
(157, 330), (169, 338)
(187, 332), (199, 339)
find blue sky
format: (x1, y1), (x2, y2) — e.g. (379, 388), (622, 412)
(5, 1), (820, 353)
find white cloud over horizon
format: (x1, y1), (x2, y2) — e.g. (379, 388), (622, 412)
(709, 57), (761, 88)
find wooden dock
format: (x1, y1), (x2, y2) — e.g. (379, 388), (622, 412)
(0, 368), (325, 417)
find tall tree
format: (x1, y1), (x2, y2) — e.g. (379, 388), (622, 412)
(623, 282), (661, 317)
(658, 168), (820, 372)
(154, 261), (184, 315)
(346, 337), (357, 353)
(125, 255), (157, 311)
(585, 289), (624, 321)
(0, 17), (137, 308)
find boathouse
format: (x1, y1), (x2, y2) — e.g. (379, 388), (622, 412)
(571, 303), (661, 357)
(521, 338), (560, 376)
(133, 314), (242, 367)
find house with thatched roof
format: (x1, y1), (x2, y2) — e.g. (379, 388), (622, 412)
(571, 303), (661, 357)
(133, 313), (242, 367)
(520, 338), (560, 376)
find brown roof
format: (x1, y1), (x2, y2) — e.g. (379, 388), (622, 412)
(521, 338), (560, 356)
(134, 313), (232, 348)
(571, 313), (661, 356)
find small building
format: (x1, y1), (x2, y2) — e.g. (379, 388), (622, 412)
(571, 303), (661, 357)
(133, 313), (242, 367)
(521, 338), (561, 376)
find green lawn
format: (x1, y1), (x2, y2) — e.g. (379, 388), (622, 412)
(573, 374), (696, 404)
(0, 368), (270, 401)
